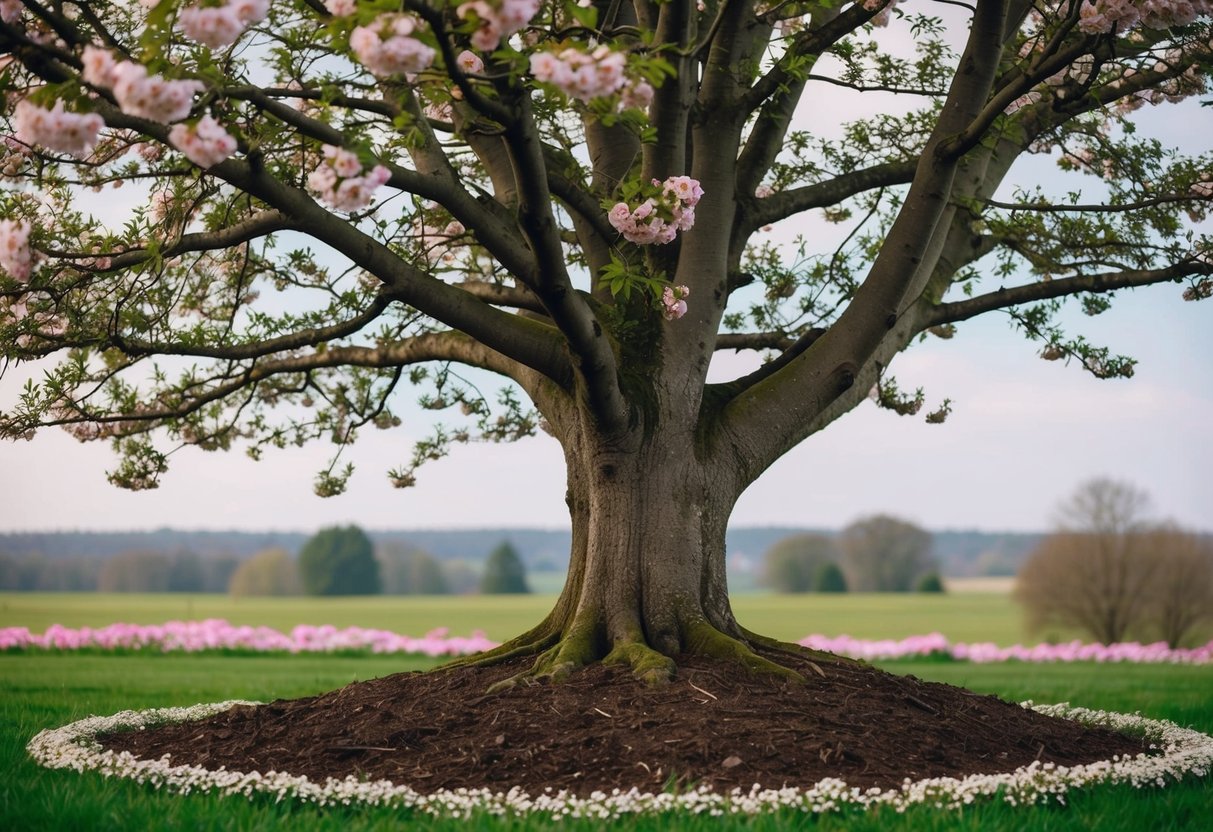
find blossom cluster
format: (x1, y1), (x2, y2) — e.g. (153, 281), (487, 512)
(797, 632), (1213, 664)
(457, 0), (541, 52)
(0, 619), (496, 656)
(12, 100), (105, 159)
(306, 145), (392, 212)
(1077, 0), (1212, 34)
(25, 699), (1213, 818)
(178, 0), (269, 48)
(0, 218), (33, 282)
(531, 45), (634, 105)
(83, 47), (204, 124)
(168, 116), (238, 168)
(662, 284), (690, 320)
(607, 176), (703, 245)
(349, 14), (436, 78)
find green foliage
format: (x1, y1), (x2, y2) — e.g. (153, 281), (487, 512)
(480, 541), (530, 595)
(297, 526), (380, 597)
(814, 561), (849, 594)
(916, 572), (946, 594)
(762, 533), (840, 594)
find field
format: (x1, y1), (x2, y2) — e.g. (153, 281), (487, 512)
(1, 589), (1047, 645)
(3, 593), (1211, 830)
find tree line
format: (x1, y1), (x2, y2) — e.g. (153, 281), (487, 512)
(0, 526), (532, 597)
(762, 515), (945, 594)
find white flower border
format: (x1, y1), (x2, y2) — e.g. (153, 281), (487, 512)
(26, 700), (1213, 819)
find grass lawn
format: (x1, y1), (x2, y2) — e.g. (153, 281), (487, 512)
(1, 590), (1049, 645)
(2, 651), (1210, 831)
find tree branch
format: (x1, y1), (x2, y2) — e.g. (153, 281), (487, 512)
(925, 262), (1212, 328)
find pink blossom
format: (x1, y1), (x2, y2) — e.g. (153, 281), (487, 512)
(0, 0), (23, 24)
(349, 14), (436, 78)
(85, 51), (205, 123)
(177, 0), (268, 47)
(325, 0), (357, 15)
(662, 284), (690, 320)
(0, 219), (33, 281)
(178, 4), (245, 48)
(456, 50), (485, 75)
(168, 116), (238, 168)
(607, 176), (703, 245)
(530, 45), (630, 104)
(456, 0), (540, 52)
(13, 100), (105, 158)
(308, 145), (392, 212)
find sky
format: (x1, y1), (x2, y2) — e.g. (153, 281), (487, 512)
(1, 16), (1210, 535)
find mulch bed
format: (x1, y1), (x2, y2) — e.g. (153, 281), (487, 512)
(99, 651), (1147, 798)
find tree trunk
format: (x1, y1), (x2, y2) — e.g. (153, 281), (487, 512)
(452, 408), (808, 687)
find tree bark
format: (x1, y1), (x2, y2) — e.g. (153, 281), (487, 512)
(451, 396), (811, 687)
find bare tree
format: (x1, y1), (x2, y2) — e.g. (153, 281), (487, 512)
(1141, 528), (1213, 648)
(1015, 479), (1193, 645)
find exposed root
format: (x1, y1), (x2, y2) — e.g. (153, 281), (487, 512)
(440, 624), (559, 672)
(603, 641), (676, 686)
(484, 621), (599, 693)
(684, 621), (805, 683)
(740, 627), (863, 670)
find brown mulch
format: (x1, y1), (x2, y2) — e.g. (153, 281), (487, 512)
(98, 651), (1146, 798)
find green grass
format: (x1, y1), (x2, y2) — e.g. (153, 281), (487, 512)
(1, 591), (1043, 644)
(3, 652), (1211, 831)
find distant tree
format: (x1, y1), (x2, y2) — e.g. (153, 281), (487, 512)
(813, 562), (848, 594)
(916, 572), (946, 594)
(1016, 479), (1156, 644)
(839, 516), (936, 592)
(98, 551), (171, 592)
(1140, 529), (1213, 648)
(298, 526), (380, 597)
(377, 543), (450, 595)
(166, 551), (205, 593)
(228, 548), (303, 597)
(481, 542), (530, 595)
(203, 556), (241, 594)
(444, 560), (482, 596)
(762, 534), (838, 594)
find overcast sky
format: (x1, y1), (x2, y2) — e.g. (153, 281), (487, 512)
(2, 279), (1208, 534)
(1, 19), (1210, 535)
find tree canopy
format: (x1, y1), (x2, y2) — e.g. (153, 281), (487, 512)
(298, 524), (380, 595)
(1, 0), (1210, 681)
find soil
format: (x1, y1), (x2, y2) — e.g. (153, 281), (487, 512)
(99, 651), (1146, 798)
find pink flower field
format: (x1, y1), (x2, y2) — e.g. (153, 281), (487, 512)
(2, 620), (1210, 664)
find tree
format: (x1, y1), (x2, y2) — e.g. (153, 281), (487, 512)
(916, 572), (946, 593)
(1015, 478), (1156, 643)
(762, 533), (839, 593)
(481, 541), (530, 594)
(813, 561), (848, 594)
(166, 550), (205, 592)
(1, 3), (1210, 682)
(377, 542), (451, 595)
(298, 525), (380, 596)
(1140, 528), (1213, 648)
(839, 515), (936, 592)
(97, 550), (172, 592)
(228, 547), (303, 597)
